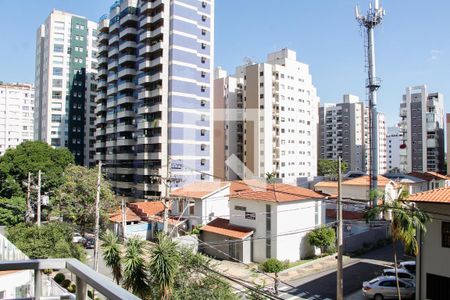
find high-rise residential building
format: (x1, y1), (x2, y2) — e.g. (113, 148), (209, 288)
(214, 49), (319, 184)
(318, 94), (387, 174)
(447, 114), (450, 175)
(386, 125), (402, 172)
(35, 10), (98, 166)
(399, 85), (445, 173)
(0, 83), (34, 155)
(95, 0), (214, 199)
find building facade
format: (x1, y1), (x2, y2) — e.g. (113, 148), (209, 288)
(0, 83), (34, 155)
(447, 114), (450, 175)
(386, 125), (402, 172)
(319, 94), (387, 174)
(35, 10), (98, 166)
(399, 85), (445, 173)
(214, 49), (319, 184)
(95, 0), (214, 199)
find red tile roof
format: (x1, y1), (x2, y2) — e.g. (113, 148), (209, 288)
(128, 201), (165, 221)
(408, 187), (450, 204)
(341, 175), (395, 187)
(230, 180), (323, 203)
(201, 218), (254, 239)
(408, 172), (448, 181)
(171, 181), (230, 199)
(109, 207), (142, 223)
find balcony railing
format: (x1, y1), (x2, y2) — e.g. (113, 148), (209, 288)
(0, 259), (139, 300)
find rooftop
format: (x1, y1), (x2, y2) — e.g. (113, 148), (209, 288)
(128, 201), (165, 219)
(230, 180), (323, 203)
(407, 187), (450, 204)
(109, 207), (141, 223)
(408, 171), (448, 181)
(314, 175), (396, 189)
(201, 218), (254, 239)
(171, 181), (230, 199)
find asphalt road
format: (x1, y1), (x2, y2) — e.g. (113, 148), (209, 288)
(278, 244), (410, 300)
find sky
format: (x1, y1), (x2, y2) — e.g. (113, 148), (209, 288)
(0, 0), (449, 126)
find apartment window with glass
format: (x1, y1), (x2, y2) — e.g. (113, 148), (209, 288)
(52, 91), (62, 99)
(442, 222), (450, 248)
(51, 114), (62, 123)
(53, 67), (63, 76)
(54, 44), (64, 53)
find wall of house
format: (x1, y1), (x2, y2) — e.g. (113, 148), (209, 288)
(201, 187), (230, 225)
(0, 271), (32, 299)
(314, 185), (338, 196)
(406, 182), (428, 194)
(416, 202), (450, 300)
(276, 200), (324, 261)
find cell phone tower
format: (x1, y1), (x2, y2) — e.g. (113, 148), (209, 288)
(356, 0), (385, 207)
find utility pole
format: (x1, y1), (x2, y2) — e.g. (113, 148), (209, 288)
(162, 158), (171, 235)
(121, 197), (126, 240)
(92, 160), (102, 299)
(336, 157), (344, 300)
(356, 0), (385, 208)
(37, 170), (42, 226)
(26, 172), (32, 223)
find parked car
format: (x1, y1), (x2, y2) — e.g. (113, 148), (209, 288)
(83, 238), (95, 249)
(362, 276), (415, 299)
(398, 261), (416, 275)
(72, 232), (86, 244)
(382, 268), (415, 282)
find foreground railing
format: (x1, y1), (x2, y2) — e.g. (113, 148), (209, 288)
(0, 259), (140, 300)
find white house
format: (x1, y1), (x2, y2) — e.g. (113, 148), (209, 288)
(201, 180), (326, 263)
(408, 171), (448, 190)
(409, 188), (450, 300)
(171, 181), (231, 230)
(384, 173), (428, 195)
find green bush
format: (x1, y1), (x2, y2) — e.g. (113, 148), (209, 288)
(53, 273), (65, 284)
(67, 284), (76, 293)
(43, 269), (52, 275)
(308, 226), (336, 253)
(259, 258), (286, 273)
(88, 290), (93, 299)
(60, 279), (71, 289)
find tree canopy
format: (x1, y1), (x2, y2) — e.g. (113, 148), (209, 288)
(53, 165), (117, 234)
(317, 159), (348, 178)
(0, 141), (74, 198)
(6, 222), (85, 260)
(308, 226), (336, 253)
(0, 197), (26, 226)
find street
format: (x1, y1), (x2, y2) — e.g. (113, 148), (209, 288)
(276, 244), (410, 300)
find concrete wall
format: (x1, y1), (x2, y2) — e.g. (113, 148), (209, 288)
(416, 202), (450, 300)
(343, 225), (389, 253)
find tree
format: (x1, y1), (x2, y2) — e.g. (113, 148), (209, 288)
(366, 200), (430, 300)
(0, 197), (26, 226)
(265, 172), (277, 183)
(148, 233), (180, 300)
(53, 165), (117, 234)
(317, 159), (348, 178)
(259, 258), (286, 295)
(6, 222), (85, 260)
(308, 226), (336, 254)
(101, 230), (122, 285)
(122, 237), (150, 298)
(0, 141), (74, 198)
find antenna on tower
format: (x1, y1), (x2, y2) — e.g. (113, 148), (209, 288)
(355, 0), (385, 208)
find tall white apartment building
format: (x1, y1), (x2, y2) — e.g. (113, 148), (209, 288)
(319, 94), (387, 174)
(0, 83), (34, 155)
(35, 10), (98, 166)
(214, 49), (319, 184)
(95, 0), (214, 199)
(399, 85), (445, 173)
(387, 125), (402, 172)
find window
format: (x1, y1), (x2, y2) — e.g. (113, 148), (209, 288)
(202, 15), (207, 21)
(202, 1), (207, 8)
(52, 79), (62, 87)
(201, 71), (206, 78)
(426, 273), (450, 299)
(245, 212), (256, 220)
(201, 57), (206, 63)
(201, 43), (206, 49)
(54, 44), (64, 53)
(200, 159), (206, 166)
(442, 222), (450, 248)
(51, 114), (62, 123)
(52, 91), (62, 99)
(201, 29), (206, 36)
(235, 205), (246, 211)
(53, 67), (63, 76)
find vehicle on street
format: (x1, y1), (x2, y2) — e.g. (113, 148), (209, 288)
(398, 261), (416, 275)
(362, 276), (415, 299)
(382, 268), (415, 282)
(72, 232), (86, 244)
(84, 238), (95, 249)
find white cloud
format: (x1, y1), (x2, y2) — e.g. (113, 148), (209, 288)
(429, 49), (442, 61)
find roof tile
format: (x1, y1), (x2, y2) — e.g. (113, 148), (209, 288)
(201, 218), (254, 239)
(171, 181), (230, 199)
(408, 187), (450, 203)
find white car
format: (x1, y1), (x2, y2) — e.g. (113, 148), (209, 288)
(72, 233), (85, 244)
(382, 268), (415, 282)
(398, 261), (416, 275)
(362, 276), (415, 300)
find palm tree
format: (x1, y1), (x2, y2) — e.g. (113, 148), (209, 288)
(366, 199), (430, 300)
(148, 233), (180, 300)
(100, 230), (122, 285)
(122, 237), (150, 298)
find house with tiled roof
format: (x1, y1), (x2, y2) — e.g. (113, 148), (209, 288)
(314, 175), (400, 202)
(384, 173), (428, 194)
(408, 171), (449, 190)
(200, 180), (326, 263)
(170, 181), (230, 230)
(407, 188), (450, 299)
